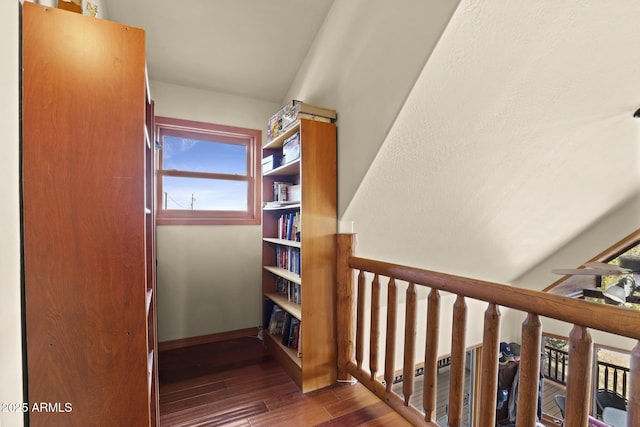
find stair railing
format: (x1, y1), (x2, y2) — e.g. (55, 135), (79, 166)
(336, 233), (640, 427)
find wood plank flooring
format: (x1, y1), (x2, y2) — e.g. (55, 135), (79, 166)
(159, 336), (567, 426)
(158, 337), (411, 426)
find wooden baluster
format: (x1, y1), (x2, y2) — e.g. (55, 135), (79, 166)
(356, 270), (366, 370)
(478, 303), (500, 427)
(448, 295), (467, 427)
(628, 341), (640, 427)
(403, 283), (417, 406)
(336, 234), (356, 381)
(370, 274), (381, 380)
(384, 278), (398, 392)
(564, 325), (592, 427)
(517, 313), (541, 427)
(423, 288), (440, 421)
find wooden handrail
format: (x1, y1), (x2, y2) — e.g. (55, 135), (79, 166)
(336, 233), (640, 427)
(348, 255), (640, 340)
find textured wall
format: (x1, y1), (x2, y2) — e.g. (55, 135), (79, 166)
(341, 1), (640, 286)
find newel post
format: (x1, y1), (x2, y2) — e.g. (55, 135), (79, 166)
(337, 233), (357, 381)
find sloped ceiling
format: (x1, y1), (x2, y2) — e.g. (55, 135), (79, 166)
(105, 0), (640, 285)
(106, 0), (334, 103)
(341, 1), (640, 283)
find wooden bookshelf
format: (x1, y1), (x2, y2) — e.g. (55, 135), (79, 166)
(22, 3), (158, 424)
(264, 266), (301, 284)
(264, 292), (302, 319)
(264, 158), (300, 177)
(261, 118), (337, 393)
(264, 331), (302, 368)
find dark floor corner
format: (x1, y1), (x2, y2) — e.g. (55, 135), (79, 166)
(158, 337), (411, 426)
(159, 336), (270, 386)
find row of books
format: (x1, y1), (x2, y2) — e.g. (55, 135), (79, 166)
(273, 181), (300, 203)
(276, 277), (301, 304)
(266, 304), (301, 356)
(273, 181), (291, 202)
(276, 246), (300, 275)
(278, 212), (301, 241)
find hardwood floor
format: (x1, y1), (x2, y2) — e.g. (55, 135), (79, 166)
(158, 336), (411, 426)
(158, 337), (566, 426)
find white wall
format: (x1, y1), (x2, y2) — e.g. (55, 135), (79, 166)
(283, 0), (460, 216)
(284, 1), (640, 360)
(150, 1), (460, 343)
(151, 81), (279, 342)
(0, 2), (24, 426)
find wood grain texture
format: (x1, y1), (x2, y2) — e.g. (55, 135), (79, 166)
(423, 288), (440, 421)
(261, 119), (337, 393)
(384, 278), (398, 393)
(298, 119), (338, 392)
(348, 256), (640, 340)
(448, 295), (467, 427)
(478, 303), (500, 427)
(159, 338), (411, 427)
(356, 270), (366, 370)
(402, 283), (417, 406)
(369, 274), (381, 380)
(339, 241), (639, 425)
(336, 234), (356, 381)
(517, 313), (542, 426)
(22, 3), (151, 425)
(564, 326), (593, 427)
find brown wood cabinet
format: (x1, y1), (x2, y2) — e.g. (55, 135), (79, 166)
(261, 119), (337, 392)
(21, 3), (158, 425)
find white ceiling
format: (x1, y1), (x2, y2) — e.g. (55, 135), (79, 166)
(104, 0), (640, 286)
(106, 0), (334, 103)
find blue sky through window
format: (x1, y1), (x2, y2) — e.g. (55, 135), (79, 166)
(162, 136), (248, 210)
(162, 177), (247, 211)
(163, 136), (247, 174)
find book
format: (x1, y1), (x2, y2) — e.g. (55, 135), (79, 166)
(273, 181), (291, 202)
(276, 246), (301, 275)
(288, 318), (300, 348)
(281, 313), (292, 346)
(268, 111), (282, 141)
(268, 306), (285, 335)
(274, 211), (301, 241)
(261, 154), (282, 173)
(293, 283), (301, 304)
(263, 298), (276, 330)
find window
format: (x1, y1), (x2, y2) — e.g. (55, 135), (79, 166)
(155, 117), (261, 225)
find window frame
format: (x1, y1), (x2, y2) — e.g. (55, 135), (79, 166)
(155, 116), (261, 226)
